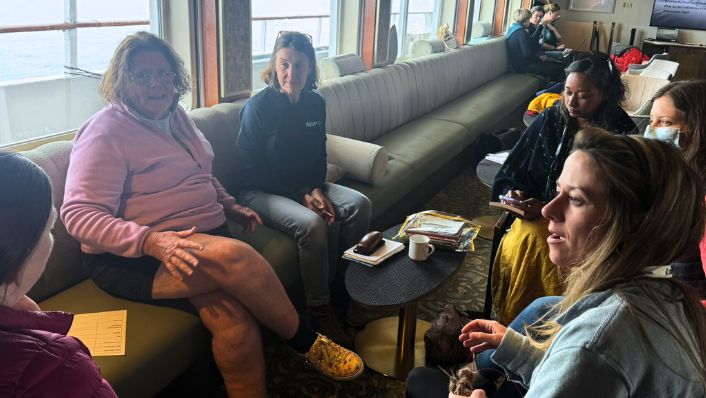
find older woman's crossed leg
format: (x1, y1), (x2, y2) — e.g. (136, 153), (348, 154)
(152, 234), (324, 397)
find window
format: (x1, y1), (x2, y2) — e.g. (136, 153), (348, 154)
(470, 0), (496, 41)
(390, 0), (441, 57)
(251, 0), (339, 91)
(503, 0), (523, 33)
(0, 0), (159, 147)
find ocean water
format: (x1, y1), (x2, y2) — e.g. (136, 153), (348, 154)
(0, 0), (436, 83)
(0, 0), (335, 83)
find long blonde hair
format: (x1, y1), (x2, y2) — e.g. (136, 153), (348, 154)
(529, 127), (706, 384)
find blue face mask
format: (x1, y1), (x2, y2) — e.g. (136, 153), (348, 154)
(644, 125), (680, 148)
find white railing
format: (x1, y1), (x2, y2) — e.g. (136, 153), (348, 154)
(0, 20), (149, 146)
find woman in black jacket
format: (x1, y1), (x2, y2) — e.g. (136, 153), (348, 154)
(506, 8), (564, 82)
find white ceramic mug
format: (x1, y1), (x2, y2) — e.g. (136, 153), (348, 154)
(408, 234), (435, 261)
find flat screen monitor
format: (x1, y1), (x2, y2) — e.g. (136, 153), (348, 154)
(650, 0), (706, 31)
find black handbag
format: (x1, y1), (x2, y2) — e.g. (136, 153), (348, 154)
(424, 304), (472, 365)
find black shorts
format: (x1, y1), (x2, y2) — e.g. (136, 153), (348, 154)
(82, 224), (232, 314)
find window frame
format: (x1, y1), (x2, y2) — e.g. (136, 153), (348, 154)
(0, 0), (160, 149)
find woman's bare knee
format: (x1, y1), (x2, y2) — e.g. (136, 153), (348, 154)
(190, 234), (271, 279)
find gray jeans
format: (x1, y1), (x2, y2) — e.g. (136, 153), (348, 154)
(237, 183), (372, 306)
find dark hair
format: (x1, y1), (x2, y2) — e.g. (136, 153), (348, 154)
(530, 6), (545, 14)
(652, 80), (706, 187)
(0, 152), (53, 286)
(261, 31), (318, 91)
(100, 31), (190, 104)
(561, 52), (626, 129)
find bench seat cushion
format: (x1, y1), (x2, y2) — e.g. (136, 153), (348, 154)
(425, 73), (542, 135)
(374, 118), (470, 168)
(39, 279), (209, 398)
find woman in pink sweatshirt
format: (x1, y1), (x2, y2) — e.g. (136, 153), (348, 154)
(0, 152), (117, 397)
(61, 32), (363, 397)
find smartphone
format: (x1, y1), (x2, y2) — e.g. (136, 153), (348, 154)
(498, 194), (521, 205)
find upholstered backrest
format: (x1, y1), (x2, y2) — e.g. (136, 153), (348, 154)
(23, 141), (85, 301)
(318, 37), (509, 141)
(188, 101), (245, 194)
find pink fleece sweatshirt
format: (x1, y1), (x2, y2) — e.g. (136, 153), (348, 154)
(61, 102), (236, 258)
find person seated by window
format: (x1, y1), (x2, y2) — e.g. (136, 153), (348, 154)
(61, 31), (363, 398)
(491, 53), (637, 325)
(0, 152), (117, 398)
(649, 80), (706, 298)
(506, 9), (565, 82)
(232, 31), (372, 347)
(527, 6), (545, 42)
(408, 128), (706, 397)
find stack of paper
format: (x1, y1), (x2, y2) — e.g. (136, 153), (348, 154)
(343, 239), (405, 267)
(403, 213), (467, 247)
(484, 151), (509, 164)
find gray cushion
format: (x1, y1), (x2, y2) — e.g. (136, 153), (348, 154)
(426, 73), (542, 134)
(22, 141), (86, 301)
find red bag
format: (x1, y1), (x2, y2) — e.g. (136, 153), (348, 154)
(610, 47), (649, 73)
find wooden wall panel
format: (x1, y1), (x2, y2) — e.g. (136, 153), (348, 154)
(218, 0), (251, 102)
(200, 0), (219, 106)
(455, 0), (470, 45)
(361, 0), (377, 70)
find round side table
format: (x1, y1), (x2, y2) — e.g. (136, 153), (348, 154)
(345, 226), (465, 379)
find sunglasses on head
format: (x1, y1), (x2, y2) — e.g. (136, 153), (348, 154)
(276, 31), (312, 43)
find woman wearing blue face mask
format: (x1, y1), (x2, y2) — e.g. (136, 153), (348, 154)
(650, 80), (706, 299)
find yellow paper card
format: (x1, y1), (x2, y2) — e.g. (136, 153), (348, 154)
(68, 310), (127, 356)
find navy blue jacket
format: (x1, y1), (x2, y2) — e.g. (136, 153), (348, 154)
(233, 87), (327, 200)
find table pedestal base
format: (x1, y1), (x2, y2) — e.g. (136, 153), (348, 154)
(355, 317), (431, 379)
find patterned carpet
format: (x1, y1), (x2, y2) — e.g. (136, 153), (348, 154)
(260, 161), (501, 398)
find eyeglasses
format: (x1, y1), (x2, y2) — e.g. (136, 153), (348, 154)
(129, 70), (176, 87)
(276, 30), (313, 43)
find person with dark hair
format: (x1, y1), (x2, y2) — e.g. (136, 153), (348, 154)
(490, 53), (637, 325)
(233, 31), (372, 346)
(527, 6), (545, 39)
(62, 31), (363, 397)
(0, 152), (117, 397)
(649, 80), (706, 296)
(506, 9), (564, 82)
